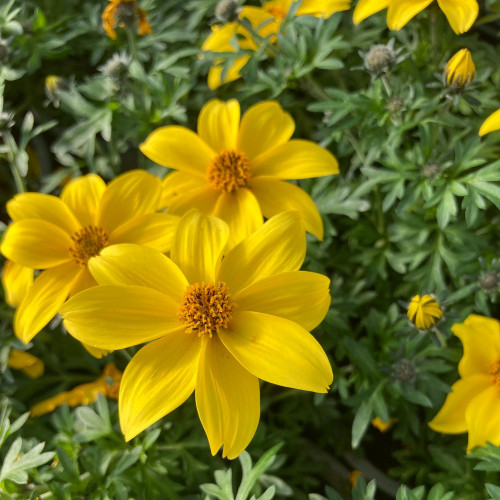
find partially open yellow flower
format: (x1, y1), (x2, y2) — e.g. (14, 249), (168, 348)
(407, 294), (443, 330)
(353, 0), (479, 35)
(429, 315), (500, 452)
(1, 171), (178, 349)
(8, 350), (44, 379)
(479, 109), (500, 136)
(102, 0), (152, 40)
(2, 261), (33, 308)
(60, 211), (333, 459)
(140, 99), (339, 248)
(371, 416), (396, 432)
(445, 49), (475, 88)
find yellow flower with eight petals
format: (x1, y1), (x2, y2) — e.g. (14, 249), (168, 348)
(60, 211), (333, 459)
(479, 109), (500, 136)
(140, 99), (339, 248)
(407, 294), (443, 330)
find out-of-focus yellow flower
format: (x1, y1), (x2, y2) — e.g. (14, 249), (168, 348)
(407, 294), (443, 330)
(429, 315), (500, 452)
(353, 0), (478, 35)
(102, 0), (152, 40)
(31, 363), (122, 417)
(60, 211), (333, 459)
(445, 49), (475, 88)
(202, 0), (351, 89)
(479, 109), (500, 136)
(2, 261), (33, 308)
(140, 99), (338, 248)
(8, 350), (44, 379)
(45, 75), (63, 97)
(371, 416), (396, 432)
(349, 470), (362, 487)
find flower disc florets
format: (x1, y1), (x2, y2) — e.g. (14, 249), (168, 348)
(69, 226), (109, 265)
(266, 5), (287, 19)
(207, 150), (251, 192)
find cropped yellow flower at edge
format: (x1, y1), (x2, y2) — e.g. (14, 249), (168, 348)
(8, 350), (44, 379)
(479, 109), (500, 136)
(429, 315), (500, 452)
(202, 0), (352, 89)
(445, 48), (475, 88)
(0, 170), (178, 352)
(407, 294), (443, 330)
(353, 0), (479, 35)
(140, 99), (339, 248)
(60, 210), (333, 459)
(102, 0), (152, 40)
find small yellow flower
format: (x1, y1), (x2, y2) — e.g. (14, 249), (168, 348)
(407, 294), (443, 330)
(371, 416), (396, 432)
(2, 261), (33, 308)
(102, 0), (152, 40)
(8, 350), (44, 379)
(60, 211), (333, 459)
(353, 0), (479, 35)
(140, 99), (339, 248)
(31, 363), (122, 417)
(44, 75), (64, 97)
(479, 109), (500, 136)
(445, 49), (475, 88)
(429, 315), (500, 452)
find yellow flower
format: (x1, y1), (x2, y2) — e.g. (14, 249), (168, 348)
(407, 294), (443, 330)
(445, 49), (475, 88)
(102, 0), (152, 40)
(479, 109), (500, 136)
(2, 261), (33, 308)
(31, 363), (122, 417)
(353, 0), (479, 35)
(0, 170), (178, 348)
(59, 211), (333, 459)
(140, 99), (339, 248)
(202, 0), (351, 89)
(429, 315), (500, 452)
(8, 350), (44, 379)
(371, 416), (396, 432)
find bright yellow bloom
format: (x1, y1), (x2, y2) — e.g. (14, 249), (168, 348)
(445, 49), (475, 88)
(407, 294), (443, 330)
(31, 363), (122, 417)
(202, 0), (351, 89)
(0, 170), (178, 348)
(429, 315), (500, 452)
(140, 99), (338, 248)
(479, 109), (500, 136)
(2, 261), (33, 308)
(60, 211), (333, 459)
(371, 416), (396, 432)
(102, 0), (152, 40)
(8, 350), (44, 379)
(353, 0), (479, 35)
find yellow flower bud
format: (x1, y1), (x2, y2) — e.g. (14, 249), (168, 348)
(407, 294), (443, 330)
(445, 49), (475, 89)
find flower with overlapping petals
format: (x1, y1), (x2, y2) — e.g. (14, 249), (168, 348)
(1, 170), (178, 351)
(479, 109), (500, 136)
(60, 211), (333, 459)
(445, 48), (475, 89)
(407, 294), (443, 330)
(140, 99), (339, 248)
(353, 0), (478, 35)
(429, 315), (500, 452)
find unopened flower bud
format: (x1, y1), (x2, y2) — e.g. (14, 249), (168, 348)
(364, 44), (395, 75)
(480, 271), (499, 292)
(215, 0), (241, 23)
(445, 48), (475, 92)
(422, 162), (441, 178)
(393, 359), (416, 384)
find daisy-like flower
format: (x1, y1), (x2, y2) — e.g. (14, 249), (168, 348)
(60, 211), (333, 458)
(202, 0), (352, 89)
(102, 0), (152, 40)
(445, 48), (475, 89)
(140, 99), (339, 248)
(2, 260), (33, 308)
(353, 0), (479, 35)
(479, 109), (500, 136)
(8, 350), (44, 379)
(407, 294), (443, 330)
(429, 315), (500, 451)
(0, 170), (178, 352)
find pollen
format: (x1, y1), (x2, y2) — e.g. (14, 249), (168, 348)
(490, 360), (500, 388)
(266, 6), (287, 19)
(207, 150), (251, 193)
(177, 282), (234, 337)
(69, 226), (109, 265)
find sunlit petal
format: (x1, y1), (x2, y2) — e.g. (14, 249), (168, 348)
(352, 0), (390, 24)
(437, 0), (478, 34)
(466, 385), (500, 451)
(479, 109), (500, 137)
(387, 0), (433, 30)
(198, 99), (240, 151)
(2, 261), (33, 308)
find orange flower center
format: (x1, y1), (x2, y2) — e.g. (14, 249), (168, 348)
(177, 282), (234, 337)
(266, 6), (287, 19)
(490, 360), (500, 388)
(69, 226), (109, 265)
(207, 150), (251, 193)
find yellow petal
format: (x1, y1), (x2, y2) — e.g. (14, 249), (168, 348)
(437, 0), (478, 34)
(352, 0), (390, 24)
(387, 0), (433, 30)
(109, 213), (179, 252)
(219, 311), (333, 392)
(196, 337), (260, 459)
(8, 350), (44, 378)
(61, 174), (107, 227)
(453, 315), (500, 378)
(171, 210), (229, 284)
(1, 220), (73, 269)
(212, 188), (263, 249)
(218, 211), (306, 294)
(237, 101), (295, 160)
(167, 186), (221, 216)
(479, 109), (500, 137)
(250, 178), (323, 239)
(160, 171), (207, 209)
(428, 374), (491, 434)
(297, 0), (351, 16)
(240, 6), (279, 39)
(97, 170), (162, 234)
(207, 55), (252, 90)
(198, 99), (241, 152)
(69, 267), (98, 296)
(233, 271), (330, 331)
(89, 244), (188, 301)
(252, 140), (339, 179)
(7, 193), (80, 234)
(140, 126), (215, 175)
(2, 261), (33, 308)
(14, 262), (82, 343)
(60, 285), (181, 350)
(82, 343), (111, 359)
(119, 333), (201, 440)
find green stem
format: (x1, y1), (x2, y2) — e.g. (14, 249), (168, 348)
(346, 130), (366, 165)
(380, 74), (392, 97)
